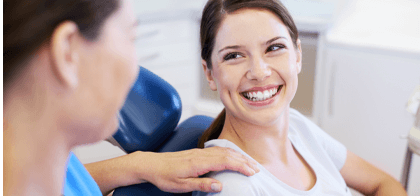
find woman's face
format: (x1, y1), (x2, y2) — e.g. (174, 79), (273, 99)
(75, 0), (139, 141)
(206, 9), (301, 126)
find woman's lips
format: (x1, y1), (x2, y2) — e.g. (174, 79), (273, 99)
(241, 85), (283, 106)
(241, 84), (281, 92)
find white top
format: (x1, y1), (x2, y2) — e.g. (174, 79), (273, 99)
(193, 109), (352, 196)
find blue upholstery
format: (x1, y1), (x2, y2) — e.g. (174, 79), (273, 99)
(113, 116), (213, 196)
(113, 67), (183, 153)
(157, 115), (214, 152)
(112, 67), (214, 196)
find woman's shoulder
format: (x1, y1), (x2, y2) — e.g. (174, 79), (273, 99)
(209, 169), (257, 184)
(193, 170), (262, 196)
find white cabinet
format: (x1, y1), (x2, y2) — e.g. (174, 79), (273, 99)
(135, 18), (201, 123)
(319, 44), (420, 194)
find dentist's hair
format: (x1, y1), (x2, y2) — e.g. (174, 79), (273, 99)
(198, 0), (298, 148)
(3, 0), (119, 90)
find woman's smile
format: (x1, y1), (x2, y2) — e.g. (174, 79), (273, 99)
(240, 85), (283, 107)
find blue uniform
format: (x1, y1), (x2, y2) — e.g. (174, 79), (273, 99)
(63, 152), (102, 196)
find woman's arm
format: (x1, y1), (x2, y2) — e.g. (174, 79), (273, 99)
(85, 147), (260, 195)
(340, 150), (406, 196)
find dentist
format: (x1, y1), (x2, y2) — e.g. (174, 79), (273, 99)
(3, 0), (259, 195)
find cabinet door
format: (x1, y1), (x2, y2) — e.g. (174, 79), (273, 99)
(320, 46), (420, 182)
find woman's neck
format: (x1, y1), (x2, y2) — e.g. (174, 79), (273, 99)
(218, 108), (294, 165)
(219, 108), (317, 191)
(4, 91), (73, 196)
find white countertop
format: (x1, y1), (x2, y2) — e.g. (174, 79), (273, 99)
(326, 0), (420, 55)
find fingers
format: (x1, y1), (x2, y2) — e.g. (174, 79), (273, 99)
(222, 148), (260, 172)
(148, 148), (259, 194)
(216, 155), (256, 176)
(183, 178), (223, 193)
(197, 147), (260, 176)
(216, 147), (260, 174)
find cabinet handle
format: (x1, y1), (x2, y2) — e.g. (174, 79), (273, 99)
(328, 62), (337, 116)
(137, 29), (160, 40)
(138, 53), (160, 63)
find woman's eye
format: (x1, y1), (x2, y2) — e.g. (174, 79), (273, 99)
(266, 44), (285, 52)
(223, 53), (243, 61)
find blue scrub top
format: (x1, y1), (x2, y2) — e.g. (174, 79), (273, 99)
(63, 152), (102, 196)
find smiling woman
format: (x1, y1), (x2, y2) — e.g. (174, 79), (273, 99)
(198, 0), (300, 149)
(195, 0), (407, 196)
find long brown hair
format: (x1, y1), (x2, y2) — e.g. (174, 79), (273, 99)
(198, 0), (299, 148)
(3, 0), (119, 90)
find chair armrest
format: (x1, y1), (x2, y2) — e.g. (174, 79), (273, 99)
(112, 183), (191, 196)
(112, 115), (214, 196)
(157, 115), (214, 152)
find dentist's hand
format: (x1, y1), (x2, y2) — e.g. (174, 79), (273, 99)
(137, 147), (260, 193)
(85, 147), (260, 195)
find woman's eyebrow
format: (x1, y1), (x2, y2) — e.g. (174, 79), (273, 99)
(218, 45), (243, 54)
(217, 36), (287, 54)
(265, 36), (287, 45)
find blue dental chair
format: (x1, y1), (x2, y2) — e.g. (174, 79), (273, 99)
(111, 67), (214, 196)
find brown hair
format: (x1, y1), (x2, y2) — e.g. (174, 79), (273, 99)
(198, 0), (298, 148)
(3, 0), (119, 89)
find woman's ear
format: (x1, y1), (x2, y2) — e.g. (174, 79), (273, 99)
(202, 59), (217, 91)
(295, 39), (302, 74)
(50, 21), (81, 89)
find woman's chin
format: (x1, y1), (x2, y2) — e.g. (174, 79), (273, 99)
(241, 106), (289, 126)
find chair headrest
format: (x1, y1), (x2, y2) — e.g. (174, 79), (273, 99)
(113, 67), (182, 153)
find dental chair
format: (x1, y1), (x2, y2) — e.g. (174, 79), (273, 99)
(111, 67), (214, 196)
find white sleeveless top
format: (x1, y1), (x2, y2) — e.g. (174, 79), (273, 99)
(193, 109), (352, 196)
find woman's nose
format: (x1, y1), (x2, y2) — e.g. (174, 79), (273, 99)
(246, 58), (271, 81)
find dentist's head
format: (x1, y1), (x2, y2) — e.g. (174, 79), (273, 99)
(4, 0), (139, 146)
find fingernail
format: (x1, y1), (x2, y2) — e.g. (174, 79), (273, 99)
(254, 165), (260, 172)
(248, 167), (255, 175)
(211, 183), (221, 192)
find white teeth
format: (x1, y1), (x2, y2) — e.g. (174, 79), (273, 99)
(243, 86), (280, 102)
(263, 90), (270, 99)
(257, 91), (263, 100)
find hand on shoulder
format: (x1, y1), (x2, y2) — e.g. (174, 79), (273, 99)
(135, 147), (260, 193)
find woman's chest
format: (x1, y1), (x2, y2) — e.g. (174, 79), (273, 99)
(262, 158), (316, 191)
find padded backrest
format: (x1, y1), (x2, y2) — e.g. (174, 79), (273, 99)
(113, 67), (182, 153)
